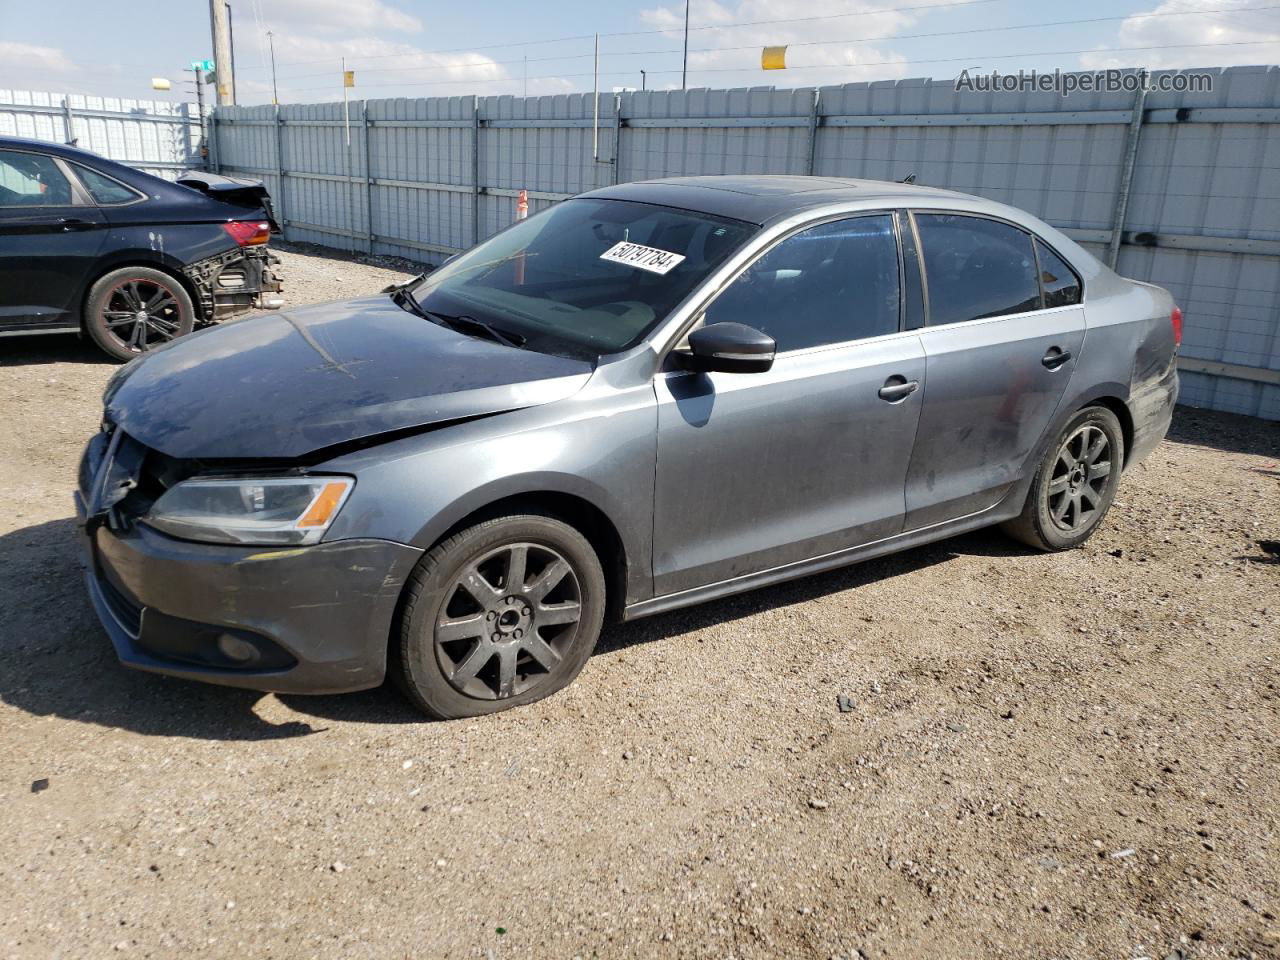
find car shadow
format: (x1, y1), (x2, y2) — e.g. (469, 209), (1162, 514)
(0, 512), (1034, 736)
(0, 332), (114, 367)
(0, 517), (332, 741)
(595, 526), (1024, 656)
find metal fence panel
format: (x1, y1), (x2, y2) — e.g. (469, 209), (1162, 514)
(212, 66), (1279, 419)
(0, 88), (201, 179)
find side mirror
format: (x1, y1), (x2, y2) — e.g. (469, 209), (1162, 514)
(677, 322), (776, 374)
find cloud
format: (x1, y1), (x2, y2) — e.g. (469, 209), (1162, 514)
(264, 0), (422, 35)
(0, 41), (78, 75)
(638, 0), (914, 85)
(1079, 0), (1280, 70)
(236, 31), (510, 102)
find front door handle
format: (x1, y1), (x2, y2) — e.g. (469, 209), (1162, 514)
(1042, 347), (1072, 370)
(58, 217), (93, 231)
(878, 376), (920, 402)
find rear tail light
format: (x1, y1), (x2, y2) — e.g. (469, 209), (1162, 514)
(1170, 305), (1183, 347)
(223, 220), (271, 246)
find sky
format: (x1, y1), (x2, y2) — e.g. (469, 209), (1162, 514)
(1, 0), (1278, 105)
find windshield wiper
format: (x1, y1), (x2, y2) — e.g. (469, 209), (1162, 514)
(430, 311), (526, 348)
(389, 288), (526, 348)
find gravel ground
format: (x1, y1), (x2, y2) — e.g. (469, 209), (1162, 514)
(1, 243), (1277, 960)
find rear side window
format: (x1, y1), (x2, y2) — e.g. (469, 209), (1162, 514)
(0, 150), (74, 206)
(1036, 239), (1082, 307)
(914, 213), (1040, 326)
(73, 164), (142, 205)
(704, 214), (900, 351)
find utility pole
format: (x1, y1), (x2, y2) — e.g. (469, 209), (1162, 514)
(681, 0), (690, 89)
(225, 3), (238, 102)
(267, 30), (279, 105)
(208, 0), (235, 105)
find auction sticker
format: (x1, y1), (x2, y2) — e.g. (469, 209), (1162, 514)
(599, 241), (686, 275)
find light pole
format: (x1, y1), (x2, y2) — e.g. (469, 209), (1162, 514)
(681, 0), (689, 89)
(267, 30), (279, 105)
(640, 69), (646, 91)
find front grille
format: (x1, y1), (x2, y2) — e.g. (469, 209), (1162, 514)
(97, 572), (143, 636)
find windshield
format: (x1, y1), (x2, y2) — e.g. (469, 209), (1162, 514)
(406, 198), (757, 356)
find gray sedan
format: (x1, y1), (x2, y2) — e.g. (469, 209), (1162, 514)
(77, 176), (1179, 718)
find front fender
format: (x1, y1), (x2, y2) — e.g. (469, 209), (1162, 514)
(320, 383), (659, 604)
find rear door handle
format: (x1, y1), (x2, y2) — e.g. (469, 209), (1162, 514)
(1042, 348), (1072, 370)
(878, 376), (920, 402)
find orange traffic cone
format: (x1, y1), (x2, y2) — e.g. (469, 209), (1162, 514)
(514, 190), (528, 285)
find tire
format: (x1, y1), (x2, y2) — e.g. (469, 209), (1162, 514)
(1001, 405), (1126, 552)
(393, 512), (607, 719)
(84, 266), (195, 362)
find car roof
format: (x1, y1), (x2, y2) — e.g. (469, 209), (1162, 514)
(582, 175), (976, 225)
(0, 135), (107, 162)
(0, 134), (188, 195)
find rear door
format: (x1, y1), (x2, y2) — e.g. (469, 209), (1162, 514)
(903, 212), (1086, 529)
(0, 148), (107, 330)
(652, 213), (926, 596)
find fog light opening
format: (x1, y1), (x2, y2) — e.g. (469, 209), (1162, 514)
(216, 632), (260, 664)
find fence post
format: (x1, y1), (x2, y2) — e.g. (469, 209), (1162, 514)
(208, 110), (221, 173)
(363, 101), (374, 254)
(274, 105), (287, 241)
(805, 87), (821, 176)
(60, 96), (75, 145)
(1108, 69), (1149, 268)
(472, 97), (481, 248)
(612, 93), (623, 185)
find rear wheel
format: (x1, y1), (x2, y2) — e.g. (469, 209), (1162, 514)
(84, 266), (195, 362)
(1002, 405), (1125, 551)
(394, 512), (606, 719)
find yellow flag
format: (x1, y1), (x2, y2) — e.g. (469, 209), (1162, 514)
(343, 70), (355, 88)
(762, 46), (787, 70)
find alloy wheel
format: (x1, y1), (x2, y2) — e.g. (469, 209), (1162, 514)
(1047, 423), (1112, 532)
(101, 278), (184, 353)
(434, 542), (583, 700)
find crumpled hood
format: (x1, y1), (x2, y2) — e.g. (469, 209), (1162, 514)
(104, 296), (593, 459)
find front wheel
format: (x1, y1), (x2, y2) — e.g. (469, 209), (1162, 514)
(394, 512), (607, 719)
(1002, 405), (1125, 551)
(84, 266), (195, 362)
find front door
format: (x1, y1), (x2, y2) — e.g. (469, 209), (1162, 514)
(652, 213), (926, 597)
(903, 212), (1086, 529)
(0, 148), (107, 330)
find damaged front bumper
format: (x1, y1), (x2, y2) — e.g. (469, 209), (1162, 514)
(74, 428), (423, 694)
(184, 244), (285, 325)
(76, 494), (422, 694)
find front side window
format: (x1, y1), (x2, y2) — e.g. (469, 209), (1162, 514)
(703, 214), (901, 352)
(0, 150), (74, 207)
(914, 213), (1040, 326)
(407, 198), (756, 357)
(73, 163), (142, 205)
(1036, 239), (1082, 308)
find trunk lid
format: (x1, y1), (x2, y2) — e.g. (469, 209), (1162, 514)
(177, 170), (279, 230)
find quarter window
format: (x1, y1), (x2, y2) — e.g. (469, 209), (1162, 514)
(73, 163), (142, 205)
(0, 150), (74, 206)
(703, 215), (900, 351)
(914, 213), (1040, 326)
(1036, 239), (1082, 308)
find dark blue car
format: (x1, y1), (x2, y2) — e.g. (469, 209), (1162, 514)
(0, 136), (282, 360)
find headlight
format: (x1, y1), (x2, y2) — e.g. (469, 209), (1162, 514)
(144, 476), (353, 546)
